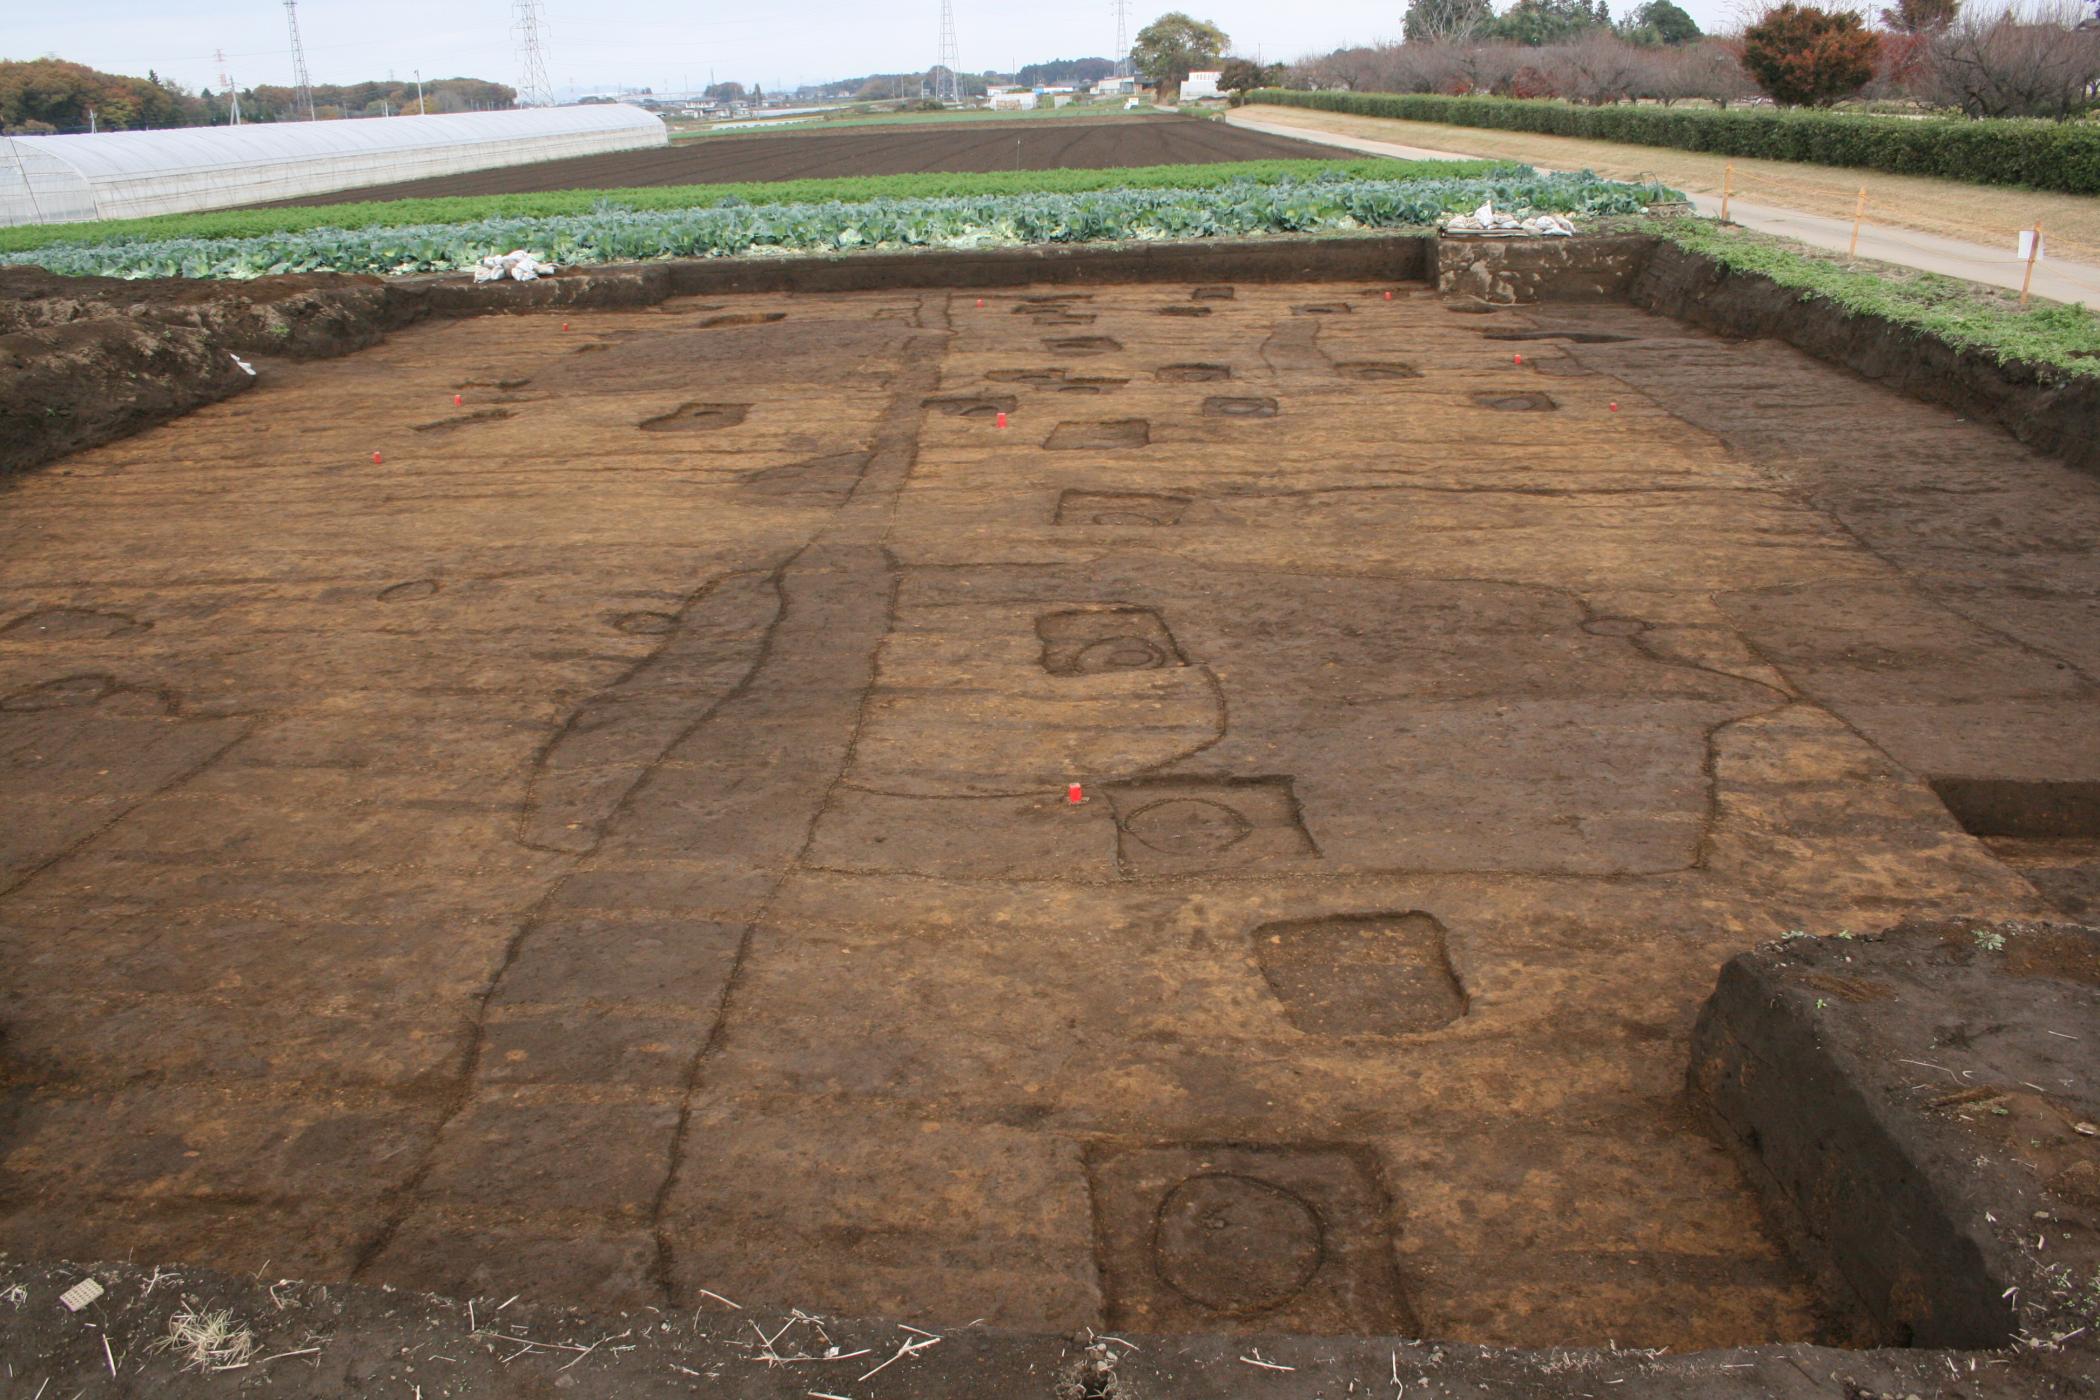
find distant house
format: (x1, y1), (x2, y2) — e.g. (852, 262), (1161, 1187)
(985, 86), (1038, 111)
(1181, 70), (1224, 100)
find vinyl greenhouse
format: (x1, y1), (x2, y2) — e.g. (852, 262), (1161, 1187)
(0, 104), (667, 226)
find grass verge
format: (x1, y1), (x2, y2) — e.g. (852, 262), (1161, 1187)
(1651, 217), (2100, 379)
(0, 157), (1516, 256)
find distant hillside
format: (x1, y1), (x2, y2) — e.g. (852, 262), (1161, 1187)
(1014, 57), (1119, 87)
(795, 56), (1118, 102)
(0, 57), (515, 135)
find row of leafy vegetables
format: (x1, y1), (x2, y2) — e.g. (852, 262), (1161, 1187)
(4, 172), (1673, 281)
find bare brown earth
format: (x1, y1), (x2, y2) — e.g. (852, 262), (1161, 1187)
(2, 282), (2096, 1354)
(267, 116), (1344, 205)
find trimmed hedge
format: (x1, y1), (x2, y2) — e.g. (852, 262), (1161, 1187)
(1248, 89), (2100, 195)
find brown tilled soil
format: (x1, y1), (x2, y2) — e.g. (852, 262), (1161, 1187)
(2, 282), (2097, 1354)
(266, 116), (1350, 205)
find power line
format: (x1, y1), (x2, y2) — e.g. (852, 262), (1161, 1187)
(283, 0), (316, 119)
(933, 0), (961, 104)
(514, 0), (555, 106)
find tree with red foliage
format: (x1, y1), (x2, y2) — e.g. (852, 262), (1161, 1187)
(1740, 3), (1881, 105)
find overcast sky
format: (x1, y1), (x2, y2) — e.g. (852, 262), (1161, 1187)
(10, 0), (1766, 97)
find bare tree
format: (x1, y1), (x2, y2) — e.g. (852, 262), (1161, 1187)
(1403, 0), (1496, 44)
(1684, 38), (1764, 104)
(1921, 0), (2100, 116)
(1276, 27), (1756, 103)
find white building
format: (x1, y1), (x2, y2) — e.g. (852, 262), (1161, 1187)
(1180, 70), (1224, 100)
(984, 86), (1038, 111)
(0, 104), (667, 226)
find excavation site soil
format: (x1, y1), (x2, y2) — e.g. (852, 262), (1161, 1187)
(3, 280), (2097, 1354)
(267, 116), (1348, 203)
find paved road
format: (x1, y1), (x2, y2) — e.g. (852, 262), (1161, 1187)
(1228, 109), (2100, 308)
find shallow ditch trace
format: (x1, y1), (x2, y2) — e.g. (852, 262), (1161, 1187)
(2, 280), (2097, 1357)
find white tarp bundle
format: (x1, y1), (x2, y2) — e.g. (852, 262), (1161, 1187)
(1442, 201), (1576, 237)
(473, 249), (558, 282)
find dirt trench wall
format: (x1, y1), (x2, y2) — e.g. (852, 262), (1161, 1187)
(395, 233), (1434, 310)
(1436, 232), (1651, 304)
(1, 237), (1428, 477)
(0, 268), (394, 476)
(1, 318), (256, 472)
(8, 232), (2099, 481)
(1630, 240), (2100, 478)
(1690, 919), (2100, 1365)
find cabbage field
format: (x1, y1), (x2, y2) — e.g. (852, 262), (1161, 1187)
(4, 171), (1675, 281)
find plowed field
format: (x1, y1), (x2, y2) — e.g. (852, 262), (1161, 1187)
(269, 115), (1348, 205)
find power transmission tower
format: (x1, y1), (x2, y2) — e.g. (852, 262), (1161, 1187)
(1112, 0), (1132, 77)
(932, 0), (961, 105)
(216, 48), (241, 125)
(514, 0), (556, 107)
(283, 0), (315, 120)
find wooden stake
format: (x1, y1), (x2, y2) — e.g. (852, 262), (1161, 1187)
(1720, 161), (1734, 224)
(2020, 219), (2043, 309)
(1847, 187), (1866, 260)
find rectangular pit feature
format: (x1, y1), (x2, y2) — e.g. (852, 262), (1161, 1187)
(1933, 778), (2100, 920)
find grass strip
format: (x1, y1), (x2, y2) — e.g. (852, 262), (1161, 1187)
(0, 158), (1516, 255)
(1651, 216), (2100, 379)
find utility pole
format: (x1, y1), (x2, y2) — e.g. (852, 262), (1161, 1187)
(284, 0), (315, 119)
(216, 48), (241, 125)
(415, 68), (425, 115)
(933, 0), (961, 104)
(514, 0), (555, 107)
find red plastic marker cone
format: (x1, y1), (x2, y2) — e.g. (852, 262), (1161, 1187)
(371, 451), (383, 464)
(1609, 401), (1620, 412)
(1513, 353), (1524, 365)
(995, 411), (1008, 429)
(1067, 783), (1085, 805)
(1383, 290), (1393, 301)
(562, 321), (570, 331)
(975, 298), (986, 308)
(453, 393), (463, 407)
